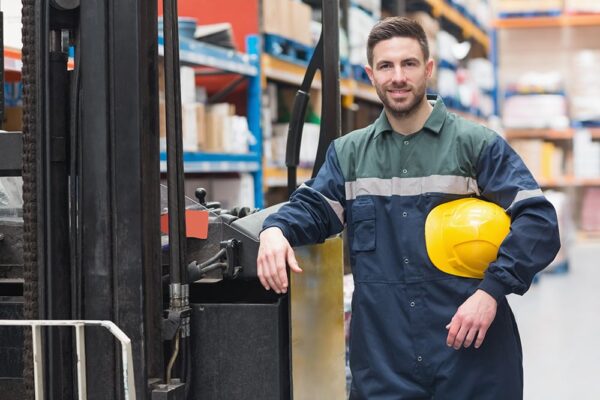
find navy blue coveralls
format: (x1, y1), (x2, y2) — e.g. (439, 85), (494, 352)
(264, 96), (561, 399)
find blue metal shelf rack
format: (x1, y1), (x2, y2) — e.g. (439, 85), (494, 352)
(158, 34), (264, 208)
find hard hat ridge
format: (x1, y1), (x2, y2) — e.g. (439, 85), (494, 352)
(425, 198), (510, 279)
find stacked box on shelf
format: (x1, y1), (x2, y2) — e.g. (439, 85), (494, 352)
(262, 0), (312, 46)
(573, 129), (600, 178)
(502, 93), (569, 129)
(158, 64), (252, 154)
(464, 0), (492, 30)
(348, 3), (378, 66)
(580, 188), (600, 233)
(510, 139), (564, 181)
(564, 0), (600, 13)
(495, 0), (563, 16)
(569, 50), (600, 123)
(269, 123), (320, 169)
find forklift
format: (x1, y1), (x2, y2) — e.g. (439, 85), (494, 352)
(0, 0), (347, 399)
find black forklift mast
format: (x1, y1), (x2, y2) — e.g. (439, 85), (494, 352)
(18, 0), (163, 398)
(0, 0), (341, 399)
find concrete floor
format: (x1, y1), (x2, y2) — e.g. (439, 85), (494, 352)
(508, 241), (600, 400)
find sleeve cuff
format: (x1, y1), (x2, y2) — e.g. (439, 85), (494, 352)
(478, 273), (508, 303)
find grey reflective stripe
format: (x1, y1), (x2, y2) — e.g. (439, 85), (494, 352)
(508, 188), (544, 210)
(344, 175), (480, 200)
(298, 183), (345, 224)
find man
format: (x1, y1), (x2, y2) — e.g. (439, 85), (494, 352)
(258, 17), (560, 399)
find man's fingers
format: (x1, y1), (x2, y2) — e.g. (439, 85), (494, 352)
(271, 252), (287, 293)
(257, 259), (269, 291)
(446, 319), (459, 347)
(287, 248), (303, 273)
(474, 324), (490, 349)
(452, 324), (470, 350)
(463, 327), (478, 348)
(276, 252), (289, 292)
(264, 253), (280, 292)
(270, 252), (287, 293)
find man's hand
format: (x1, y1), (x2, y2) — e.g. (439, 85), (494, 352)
(446, 289), (497, 350)
(257, 227), (303, 294)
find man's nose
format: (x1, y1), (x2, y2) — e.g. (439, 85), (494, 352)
(391, 66), (406, 83)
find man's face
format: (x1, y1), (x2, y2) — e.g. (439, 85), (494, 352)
(365, 37), (433, 118)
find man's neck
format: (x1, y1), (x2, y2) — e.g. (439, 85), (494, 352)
(385, 97), (433, 135)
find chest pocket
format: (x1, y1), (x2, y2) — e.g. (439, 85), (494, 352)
(351, 197), (376, 252)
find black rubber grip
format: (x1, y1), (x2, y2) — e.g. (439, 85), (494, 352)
(285, 90), (310, 168)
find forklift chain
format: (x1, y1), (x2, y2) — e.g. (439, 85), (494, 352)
(21, 0), (38, 398)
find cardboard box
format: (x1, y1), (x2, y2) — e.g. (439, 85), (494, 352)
(180, 66), (196, 103)
(196, 103), (206, 150)
(290, 0), (313, 46)
(182, 102), (199, 151)
(262, 0), (288, 37)
(2, 107), (23, 131)
(204, 103), (235, 152)
(565, 0), (600, 12)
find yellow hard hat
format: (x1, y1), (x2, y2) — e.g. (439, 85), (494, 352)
(425, 198), (510, 279)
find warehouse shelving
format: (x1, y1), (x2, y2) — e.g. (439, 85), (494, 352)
(538, 177), (600, 188)
(158, 35), (259, 76)
(504, 128), (600, 140)
(159, 152), (261, 173)
(494, 10), (600, 238)
(262, 54), (380, 103)
(261, 50), (382, 189)
(493, 14), (600, 29)
(263, 166), (313, 187)
(424, 0), (490, 51)
(494, 15), (600, 189)
(158, 34), (264, 208)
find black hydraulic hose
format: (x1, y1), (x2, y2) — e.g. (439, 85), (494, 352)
(187, 248), (227, 281)
(162, 1), (192, 396)
(199, 262), (228, 275)
(199, 248), (226, 269)
(69, 29), (82, 320)
(163, 0), (187, 285)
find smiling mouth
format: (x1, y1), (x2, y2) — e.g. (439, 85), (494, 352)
(388, 88), (411, 95)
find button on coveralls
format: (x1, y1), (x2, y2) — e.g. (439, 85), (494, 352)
(263, 96), (561, 399)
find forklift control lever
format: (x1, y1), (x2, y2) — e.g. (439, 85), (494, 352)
(187, 239), (242, 281)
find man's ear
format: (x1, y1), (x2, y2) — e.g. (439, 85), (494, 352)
(365, 64), (375, 86)
(425, 58), (434, 79)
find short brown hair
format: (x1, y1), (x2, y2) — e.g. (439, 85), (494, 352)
(367, 17), (430, 66)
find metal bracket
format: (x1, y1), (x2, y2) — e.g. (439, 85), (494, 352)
(162, 308), (190, 341)
(220, 239), (242, 279)
(151, 380), (186, 400)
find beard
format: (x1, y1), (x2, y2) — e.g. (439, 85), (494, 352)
(374, 82), (427, 119)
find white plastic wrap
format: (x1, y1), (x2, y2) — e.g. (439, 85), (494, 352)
(0, 177), (23, 218)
